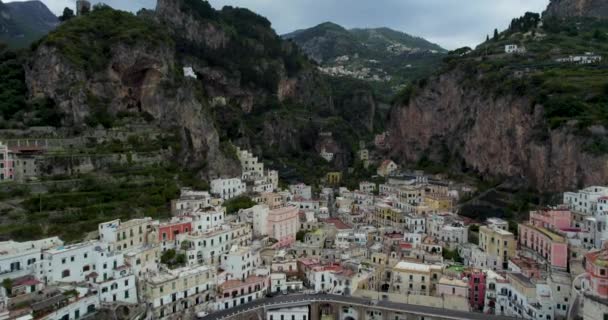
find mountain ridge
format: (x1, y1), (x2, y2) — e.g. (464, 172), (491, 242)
(283, 22), (446, 97)
(0, 0), (58, 47)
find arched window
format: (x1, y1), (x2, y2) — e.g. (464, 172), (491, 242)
(62, 269), (70, 278)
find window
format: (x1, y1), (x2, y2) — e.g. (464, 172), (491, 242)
(62, 269), (70, 278)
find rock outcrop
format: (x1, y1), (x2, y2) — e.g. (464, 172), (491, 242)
(389, 70), (608, 192)
(544, 0), (608, 19)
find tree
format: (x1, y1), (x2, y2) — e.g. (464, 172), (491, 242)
(161, 249), (176, 264)
(59, 7), (75, 22)
(180, 240), (191, 251)
(2, 278), (12, 296)
(493, 29), (499, 40)
(486, 34), (490, 42)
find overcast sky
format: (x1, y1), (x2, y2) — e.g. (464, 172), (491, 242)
(8, 0), (550, 49)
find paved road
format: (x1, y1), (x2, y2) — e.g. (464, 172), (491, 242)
(199, 294), (518, 320)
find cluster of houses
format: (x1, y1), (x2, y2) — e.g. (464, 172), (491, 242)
(1, 146), (608, 320)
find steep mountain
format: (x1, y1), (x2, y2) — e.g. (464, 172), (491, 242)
(544, 0), (608, 19)
(23, 0), (379, 180)
(0, 0), (58, 48)
(389, 11), (608, 193)
(283, 22), (446, 96)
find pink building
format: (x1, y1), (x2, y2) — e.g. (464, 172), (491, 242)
(466, 269), (486, 311)
(267, 206), (298, 247)
(518, 224), (568, 269)
(586, 249), (608, 299)
(508, 256), (542, 280)
(0, 142), (15, 181)
(158, 221), (192, 243)
(529, 207), (572, 231)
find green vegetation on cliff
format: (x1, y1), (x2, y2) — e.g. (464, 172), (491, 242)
(40, 5), (172, 73)
(443, 15), (608, 135)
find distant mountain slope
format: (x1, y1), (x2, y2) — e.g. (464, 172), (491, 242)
(0, 0), (58, 48)
(283, 22), (446, 96)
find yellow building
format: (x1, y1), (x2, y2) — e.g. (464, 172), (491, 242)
(326, 172), (342, 185)
(479, 226), (516, 270)
(142, 265), (216, 318)
(374, 203), (401, 227)
(424, 194), (453, 212)
(98, 218), (155, 252)
(391, 261), (442, 296)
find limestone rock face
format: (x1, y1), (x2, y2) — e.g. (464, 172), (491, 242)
(388, 70), (608, 192)
(25, 37), (239, 178)
(544, 0), (608, 19)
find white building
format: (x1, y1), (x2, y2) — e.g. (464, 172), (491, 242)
(172, 188), (214, 215)
(556, 52), (602, 64)
(359, 182), (376, 194)
(270, 273), (303, 294)
(405, 214), (426, 233)
(95, 274), (138, 304)
(183, 67), (197, 79)
(190, 207), (226, 232)
(320, 148), (334, 162)
(289, 184), (312, 200)
(38, 241), (125, 285)
(266, 306), (308, 320)
(403, 232), (423, 247)
(221, 246), (261, 281)
(563, 186), (608, 215)
(335, 231), (368, 249)
(98, 218), (154, 252)
(505, 44), (526, 54)
(0, 237), (63, 281)
(211, 178), (246, 200)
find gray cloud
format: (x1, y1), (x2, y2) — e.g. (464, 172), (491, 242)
(11, 0), (549, 49)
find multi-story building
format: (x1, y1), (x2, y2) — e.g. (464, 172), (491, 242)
(0, 142), (15, 181)
(529, 207), (572, 230)
(437, 276), (468, 298)
(178, 225), (234, 266)
(359, 182), (376, 194)
(237, 148), (265, 180)
(216, 275), (268, 310)
(518, 224), (568, 270)
(189, 207), (226, 232)
(466, 269), (486, 311)
(211, 178), (246, 200)
(123, 244), (160, 277)
(171, 188), (214, 215)
(563, 186), (608, 215)
(404, 214), (425, 233)
(267, 206), (298, 247)
(0, 237), (62, 280)
(289, 183), (312, 200)
(479, 225), (516, 270)
(221, 246), (261, 281)
(159, 219), (192, 250)
(586, 249), (608, 299)
(98, 218), (155, 252)
(390, 261), (442, 296)
(38, 241), (124, 284)
(143, 265), (216, 319)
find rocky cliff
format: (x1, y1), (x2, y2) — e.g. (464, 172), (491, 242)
(23, 1), (378, 181)
(544, 0), (608, 18)
(389, 69), (608, 192)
